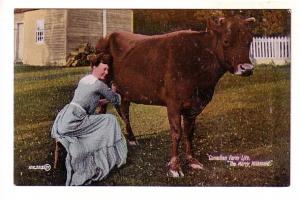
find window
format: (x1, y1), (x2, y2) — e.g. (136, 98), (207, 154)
(36, 19), (44, 43)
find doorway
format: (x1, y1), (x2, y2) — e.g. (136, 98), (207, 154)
(15, 23), (24, 63)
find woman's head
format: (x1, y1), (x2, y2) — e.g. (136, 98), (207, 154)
(89, 52), (112, 68)
(92, 62), (109, 80)
(89, 53), (112, 80)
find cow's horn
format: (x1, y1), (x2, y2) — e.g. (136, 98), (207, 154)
(218, 17), (225, 24)
(245, 17), (256, 22)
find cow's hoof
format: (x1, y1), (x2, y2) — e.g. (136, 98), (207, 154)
(167, 169), (184, 178)
(186, 156), (204, 170)
(190, 163), (204, 170)
(128, 140), (139, 146)
(167, 157), (184, 177)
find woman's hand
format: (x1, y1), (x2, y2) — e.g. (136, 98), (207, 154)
(98, 98), (109, 106)
(111, 82), (117, 93)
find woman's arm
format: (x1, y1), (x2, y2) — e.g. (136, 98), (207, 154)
(98, 81), (121, 106)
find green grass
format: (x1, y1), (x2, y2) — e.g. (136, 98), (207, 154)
(14, 64), (290, 186)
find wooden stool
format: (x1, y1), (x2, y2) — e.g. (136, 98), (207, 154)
(53, 139), (60, 169)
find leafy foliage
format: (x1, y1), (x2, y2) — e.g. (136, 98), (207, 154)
(133, 9), (290, 36)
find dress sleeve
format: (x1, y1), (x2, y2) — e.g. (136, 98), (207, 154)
(97, 81), (121, 106)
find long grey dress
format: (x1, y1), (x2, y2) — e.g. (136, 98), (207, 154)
(51, 74), (127, 186)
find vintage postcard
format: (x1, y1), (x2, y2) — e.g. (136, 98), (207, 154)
(13, 8), (290, 187)
(2, 0), (300, 199)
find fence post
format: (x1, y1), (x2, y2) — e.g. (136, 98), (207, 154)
(271, 37), (274, 58)
(284, 36), (289, 58)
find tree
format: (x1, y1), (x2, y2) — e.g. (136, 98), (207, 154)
(133, 9), (290, 36)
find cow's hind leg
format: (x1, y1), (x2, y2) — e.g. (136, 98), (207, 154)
(166, 105), (184, 177)
(182, 114), (203, 170)
(115, 100), (138, 146)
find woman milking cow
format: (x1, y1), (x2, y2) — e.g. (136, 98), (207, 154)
(51, 15), (255, 185)
(51, 53), (127, 186)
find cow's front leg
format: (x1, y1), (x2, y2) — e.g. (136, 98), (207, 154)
(166, 106), (184, 177)
(182, 114), (203, 170)
(115, 100), (138, 146)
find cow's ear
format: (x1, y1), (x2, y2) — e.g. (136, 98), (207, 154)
(206, 18), (222, 33)
(218, 17), (225, 25)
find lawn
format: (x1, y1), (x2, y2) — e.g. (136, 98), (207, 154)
(14, 64), (290, 186)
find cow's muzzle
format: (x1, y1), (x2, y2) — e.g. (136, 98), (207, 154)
(234, 63), (254, 76)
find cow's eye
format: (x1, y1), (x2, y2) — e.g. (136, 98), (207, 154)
(223, 33), (231, 47)
(224, 39), (230, 46)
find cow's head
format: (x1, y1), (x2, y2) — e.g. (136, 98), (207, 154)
(207, 16), (255, 76)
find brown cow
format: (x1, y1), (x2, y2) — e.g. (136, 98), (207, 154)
(95, 16), (255, 177)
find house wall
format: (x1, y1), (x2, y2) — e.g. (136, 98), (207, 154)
(106, 9), (133, 35)
(66, 9), (103, 56)
(66, 9), (133, 58)
(44, 9), (68, 66)
(22, 10), (49, 66)
(14, 9), (67, 66)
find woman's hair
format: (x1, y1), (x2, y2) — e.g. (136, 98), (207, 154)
(88, 52), (112, 68)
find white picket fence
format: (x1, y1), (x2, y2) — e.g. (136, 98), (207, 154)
(249, 36), (291, 65)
